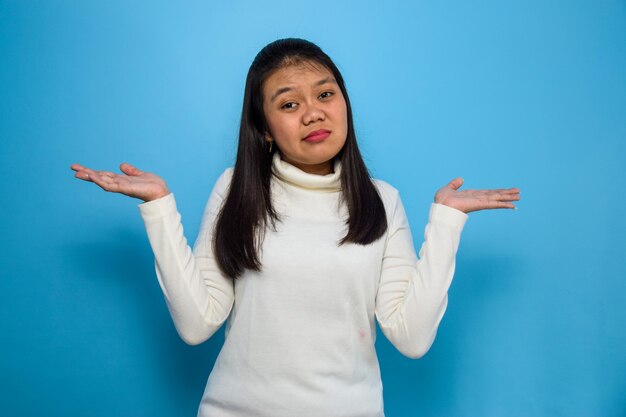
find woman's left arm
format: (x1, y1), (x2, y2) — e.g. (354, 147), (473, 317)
(374, 179), (520, 359)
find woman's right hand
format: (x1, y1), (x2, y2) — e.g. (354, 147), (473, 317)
(70, 162), (170, 202)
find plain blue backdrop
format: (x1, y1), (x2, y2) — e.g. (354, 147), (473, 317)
(1, 1), (625, 416)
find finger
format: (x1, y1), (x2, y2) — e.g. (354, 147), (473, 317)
(447, 177), (464, 190)
(492, 191), (520, 201)
(71, 165), (111, 181)
(74, 171), (93, 181)
(481, 201), (517, 210)
(75, 167), (104, 183)
(482, 188), (515, 193)
(73, 165), (100, 181)
(476, 187), (520, 196)
(486, 203), (517, 210)
(70, 163), (88, 172)
(497, 189), (521, 197)
(120, 163), (143, 176)
(474, 189), (520, 201)
(489, 188), (514, 195)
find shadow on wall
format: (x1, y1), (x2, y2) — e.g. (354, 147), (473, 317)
(64, 226), (224, 407)
(444, 252), (530, 411)
(377, 250), (527, 415)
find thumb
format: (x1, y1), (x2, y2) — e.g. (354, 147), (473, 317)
(120, 163), (143, 176)
(448, 177), (464, 190)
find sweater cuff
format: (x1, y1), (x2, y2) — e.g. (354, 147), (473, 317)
(137, 193), (177, 221)
(429, 203), (468, 231)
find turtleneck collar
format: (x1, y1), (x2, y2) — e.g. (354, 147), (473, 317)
(271, 152), (342, 192)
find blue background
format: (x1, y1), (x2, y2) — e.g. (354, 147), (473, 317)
(1, 1), (625, 416)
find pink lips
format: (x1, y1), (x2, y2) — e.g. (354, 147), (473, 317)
(304, 129), (331, 143)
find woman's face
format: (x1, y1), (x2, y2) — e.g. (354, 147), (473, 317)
(262, 62), (348, 175)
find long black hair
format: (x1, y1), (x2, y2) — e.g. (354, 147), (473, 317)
(214, 38), (388, 279)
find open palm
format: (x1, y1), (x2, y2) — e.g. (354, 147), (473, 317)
(70, 163), (170, 202)
(435, 178), (521, 214)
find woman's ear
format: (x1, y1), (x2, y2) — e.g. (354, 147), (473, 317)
(264, 133), (274, 153)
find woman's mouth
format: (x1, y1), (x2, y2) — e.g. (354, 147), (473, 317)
(304, 129), (331, 143)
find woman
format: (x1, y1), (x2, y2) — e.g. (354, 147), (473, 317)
(71, 38), (520, 417)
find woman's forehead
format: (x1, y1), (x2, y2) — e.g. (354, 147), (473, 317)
(263, 63), (333, 92)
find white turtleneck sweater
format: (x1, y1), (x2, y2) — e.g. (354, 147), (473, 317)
(138, 153), (468, 417)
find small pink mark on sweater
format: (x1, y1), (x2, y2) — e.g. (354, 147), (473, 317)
(359, 329), (366, 338)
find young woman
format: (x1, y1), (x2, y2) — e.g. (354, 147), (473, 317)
(71, 38), (520, 417)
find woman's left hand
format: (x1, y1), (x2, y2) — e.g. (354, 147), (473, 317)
(434, 178), (521, 214)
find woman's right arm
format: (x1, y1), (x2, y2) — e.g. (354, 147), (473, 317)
(71, 163), (235, 345)
(138, 169), (235, 345)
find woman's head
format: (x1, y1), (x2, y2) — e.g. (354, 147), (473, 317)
(261, 60), (347, 175)
(214, 38), (387, 279)
(241, 38), (355, 174)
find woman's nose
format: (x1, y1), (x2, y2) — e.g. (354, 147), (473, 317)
(302, 103), (325, 125)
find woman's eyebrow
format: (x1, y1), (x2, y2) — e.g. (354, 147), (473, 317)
(314, 77), (337, 87)
(270, 77), (338, 102)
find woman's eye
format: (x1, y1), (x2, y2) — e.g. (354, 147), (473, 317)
(281, 102), (297, 110)
(319, 91), (333, 99)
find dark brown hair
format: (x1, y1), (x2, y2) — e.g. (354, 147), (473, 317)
(214, 38), (387, 279)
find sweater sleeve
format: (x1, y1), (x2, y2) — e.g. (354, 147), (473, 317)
(137, 168), (235, 345)
(375, 192), (468, 359)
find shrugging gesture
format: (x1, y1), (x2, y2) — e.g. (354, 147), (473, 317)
(70, 163), (170, 202)
(435, 177), (520, 213)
